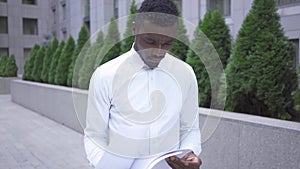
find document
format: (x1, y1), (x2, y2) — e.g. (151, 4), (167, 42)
(95, 149), (192, 169)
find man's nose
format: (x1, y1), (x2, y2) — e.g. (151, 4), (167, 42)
(153, 45), (165, 56)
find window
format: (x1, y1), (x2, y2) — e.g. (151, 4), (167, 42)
(62, 3), (66, 20)
(22, 0), (37, 5)
(290, 39), (299, 68)
(84, 0), (90, 18)
(52, 8), (56, 24)
(61, 27), (67, 40)
(208, 0), (231, 17)
(23, 18), (38, 35)
(0, 0), (7, 3)
(23, 48), (31, 60)
(0, 48), (9, 57)
(114, 0), (118, 19)
(276, 0), (300, 6)
(0, 16), (8, 34)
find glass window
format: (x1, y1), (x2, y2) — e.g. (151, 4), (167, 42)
(208, 0), (231, 17)
(290, 39), (299, 68)
(23, 18), (38, 35)
(52, 8), (56, 24)
(276, 0), (300, 6)
(62, 3), (66, 20)
(22, 0), (37, 5)
(0, 16), (8, 34)
(114, 0), (118, 19)
(0, 48), (9, 57)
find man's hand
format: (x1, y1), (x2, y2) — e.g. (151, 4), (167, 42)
(166, 152), (202, 169)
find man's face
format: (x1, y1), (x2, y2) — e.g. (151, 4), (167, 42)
(132, 19), (178, 68)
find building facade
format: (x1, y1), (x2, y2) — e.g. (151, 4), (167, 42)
(0, 0), (299, 74)
(0, 0), (50, 73)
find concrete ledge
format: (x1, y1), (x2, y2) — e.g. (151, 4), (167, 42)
(0, 77), (19, 94)
(10, 80), (300, 169)
(199, 108), (300, 169)
(11, 79), (87, 133)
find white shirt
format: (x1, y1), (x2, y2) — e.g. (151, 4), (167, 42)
(84, 44), (202, 168)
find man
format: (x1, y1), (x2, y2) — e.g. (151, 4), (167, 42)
(84, 0), (202, 168)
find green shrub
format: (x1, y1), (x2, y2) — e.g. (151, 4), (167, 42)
(4, 55), (18, 77)
(67, 26), (89, 87)
(23, 44), (40, 80)
(169, 1), (190, 61)
(55, 36), (75, 86)
(94, 18), (120, 69)
(186, 10), (231, 108)
(31, 46), (46, 82)
(78, 31), (104, 89)
(225, 0), (298, 119)
(48, 41), (65, 84)
(41, 38), (58, 83)
(0, 54), (9, 76)
(120, 0), (137, 54)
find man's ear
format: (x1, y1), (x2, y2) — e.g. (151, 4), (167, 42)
(132, 21), (137, 35)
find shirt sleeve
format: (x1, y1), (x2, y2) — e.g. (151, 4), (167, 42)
(179, 69), (202, 156)
(84, 69), (111, 167)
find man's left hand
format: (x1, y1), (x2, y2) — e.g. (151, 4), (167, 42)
(166, 152), (202, 169)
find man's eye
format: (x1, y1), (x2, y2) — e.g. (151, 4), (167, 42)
(144, 39), (155, 44)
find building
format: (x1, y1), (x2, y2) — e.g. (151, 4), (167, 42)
(91, 0), (300, 67)
(0, 0), (299, 74)
(0, 0), (50, 73)
(50, 0), (90, 41)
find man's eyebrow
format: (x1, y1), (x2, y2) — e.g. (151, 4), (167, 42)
(163, 39), (175, 44)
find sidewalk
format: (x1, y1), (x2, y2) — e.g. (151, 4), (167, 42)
(0, 95), (92, 169)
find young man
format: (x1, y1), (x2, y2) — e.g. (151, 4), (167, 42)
(84, 0), (202, 168)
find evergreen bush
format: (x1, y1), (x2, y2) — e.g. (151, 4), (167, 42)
(31, 46), (46, 82)
(4, 55), (18, 77)
(55, 36), (75, 86)
(41, 38), (58, 83)
(0, 54), (9, 76)
(48, 41), (65, 84)
(225, 0), (298, 119)
(120, 0), (137, 54)
(186, 10), (231, 108)
(23, 44), (40, 80)
(94, 18), (120, 69)
(67, 26), (89, 87)
(78, 31), (104, 89)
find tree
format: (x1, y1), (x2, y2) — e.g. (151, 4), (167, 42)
(225, 0), (298, 119)
(78, 31), (104, 89)
(48, 41), (65, 84)
(186, 10), (231, 108)
(120, 0), (137, 54)
(4, 55), (18, 77)
(55, 36), (75, 86)
(31, 46), (46, 82)
(169, 0), (190, 61)
(67, 26), (89, 87)
(94, 18), (120, 69)
(41, 38), (58, 83)
(23, 44), (40, 81)
(0, 54), (9, 76)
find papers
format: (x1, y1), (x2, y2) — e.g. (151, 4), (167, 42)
(132, 149), (192, 169)
(147, 149), (192, 169)
(95, 149), (192, 169)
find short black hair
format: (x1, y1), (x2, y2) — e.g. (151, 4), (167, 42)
(136, 0), (179, 27)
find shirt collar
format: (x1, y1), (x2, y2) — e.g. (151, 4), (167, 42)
(128, 43), (171, 71)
